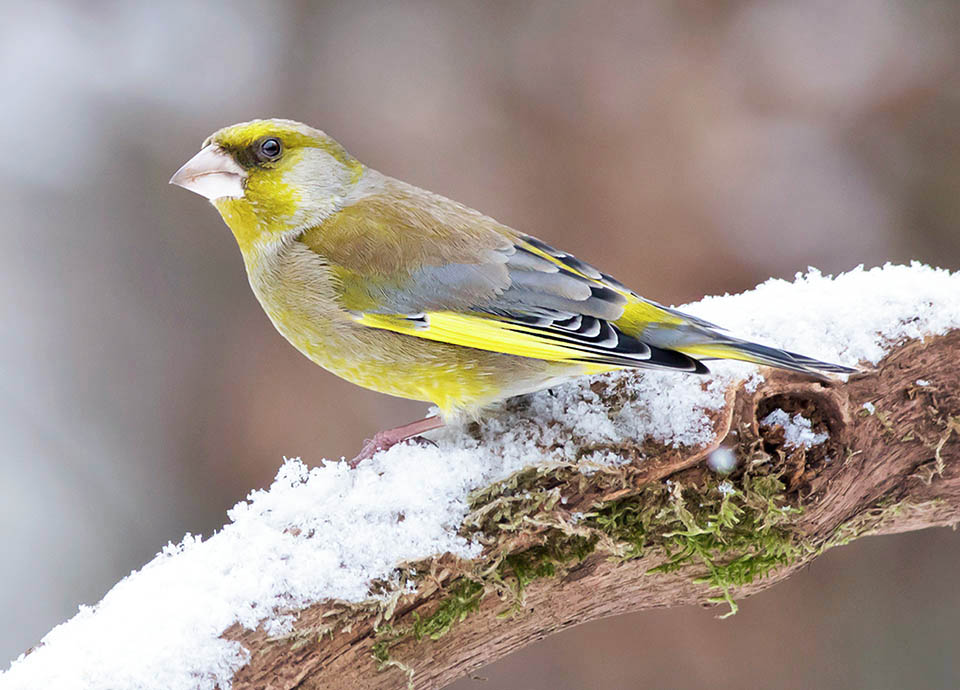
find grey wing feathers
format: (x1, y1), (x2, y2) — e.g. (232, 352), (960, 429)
(708, 339), (857, 376)
(476, 238), (706, 372)
(517, 236), (722, 330)
(361, 231), (708, 373)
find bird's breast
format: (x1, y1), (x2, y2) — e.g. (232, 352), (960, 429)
(239, 237), (589, 416)
(243, 238), (348, 364)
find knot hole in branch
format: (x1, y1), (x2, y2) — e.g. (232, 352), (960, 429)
(755, 388), (848, 488)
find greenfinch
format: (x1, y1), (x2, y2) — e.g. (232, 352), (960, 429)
(171, 119), (853, 464)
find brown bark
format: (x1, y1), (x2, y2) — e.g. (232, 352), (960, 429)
(226, 331), (960, 690)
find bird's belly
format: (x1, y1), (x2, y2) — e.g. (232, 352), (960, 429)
(247, 254), (603, 415)
(321, 350), (501, 412)
(267, 305), (585, 416)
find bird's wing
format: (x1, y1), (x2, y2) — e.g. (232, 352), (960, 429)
(300, 187), (713, 371)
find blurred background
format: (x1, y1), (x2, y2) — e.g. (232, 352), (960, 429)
(1, 1), (959, 687)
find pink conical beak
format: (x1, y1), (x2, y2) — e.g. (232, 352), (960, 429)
(170, 145), (247, 200)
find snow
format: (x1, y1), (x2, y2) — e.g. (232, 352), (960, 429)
(708, 447), (738, 474)
(3, 262), (958, 690)
(760, 409), (829, 449)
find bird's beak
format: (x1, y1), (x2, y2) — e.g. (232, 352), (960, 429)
(169, 144), (247, 200)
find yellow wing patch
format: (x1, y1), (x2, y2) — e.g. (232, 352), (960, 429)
(356, 311), (623, 364)
(616, 299), (686, 332)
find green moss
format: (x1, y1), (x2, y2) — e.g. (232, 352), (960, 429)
(372, 466), (810, 674)
(373, 470), (948, 679)
(371, 633), (415, 689)
(463, 465), (577, 535)
(587, 485), (667, 560)
(372, 533), (596, 668)
(501, 533), (597, 597)
(587, 474), (806, 617)
(371, 637), (393, 666)
(370, 577), (485, 679)
(411, 579), (485, 641)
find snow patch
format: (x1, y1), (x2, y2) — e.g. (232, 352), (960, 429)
(761, 409), (829, 449)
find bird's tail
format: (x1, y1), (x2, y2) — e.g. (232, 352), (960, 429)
(673, 339), (857, 378)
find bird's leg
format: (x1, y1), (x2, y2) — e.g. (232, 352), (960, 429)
(349, 415), (446, 468)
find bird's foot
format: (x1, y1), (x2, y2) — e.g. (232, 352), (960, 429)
(349, 434), (434, 468)
(347, 416), (445, 469)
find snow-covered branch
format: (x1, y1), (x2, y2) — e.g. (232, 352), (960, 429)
(3, 264), (959, 690)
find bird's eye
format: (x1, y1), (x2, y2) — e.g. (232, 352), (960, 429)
(257, 137), (282, 161)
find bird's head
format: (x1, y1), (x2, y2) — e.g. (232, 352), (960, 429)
(170, 118), (363, 253)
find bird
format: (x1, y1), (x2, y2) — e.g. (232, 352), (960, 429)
(170, 118), (854, 466)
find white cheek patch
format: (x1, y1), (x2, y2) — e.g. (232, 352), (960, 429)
(183, 172), (245, 201)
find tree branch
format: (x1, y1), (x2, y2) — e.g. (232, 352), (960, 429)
(226, 331), (960, 690)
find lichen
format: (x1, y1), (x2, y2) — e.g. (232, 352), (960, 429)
(827, 497), (949, 547)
